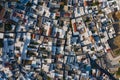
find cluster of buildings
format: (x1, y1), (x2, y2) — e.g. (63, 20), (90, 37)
(0, 0), (120, 80)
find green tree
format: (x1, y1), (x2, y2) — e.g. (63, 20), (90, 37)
(0, 5), (2, 10)
(92, 1), (99, 6)
(115, 11), (120, 19)
(114, 36), (120, 48)
(26, 2), (32, 7)
(116, 68), (120, 76)
(0, 23), (3, 28)
(0, 40), (3, 48)
(5, 23), (12, 31)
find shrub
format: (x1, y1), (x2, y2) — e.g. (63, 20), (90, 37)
(116, 68), (120, 76)
(5, 23), (12, 31)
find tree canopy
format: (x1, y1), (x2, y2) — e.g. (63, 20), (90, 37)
(0, 39), (3, 48)
(114, 36), (120, 48)
(115, 11), (120, 19)
(5, 23), (12, 31)
(116, 67), (120, 76)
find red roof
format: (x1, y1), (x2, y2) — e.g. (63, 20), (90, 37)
(48, 27), (52, 36)
(31, 34), (35, 39)
(0, 8), (6, 20)
(24, 18), (27, 23)
(84, 1), (88, 6)
(64, 13), (70, 17)
(56, 12), (60, 16)
(12, 12), (16, 17)
(12, 12), (24, 19)
(106, 49), (111, 52)
(73, 23), (77, 32)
